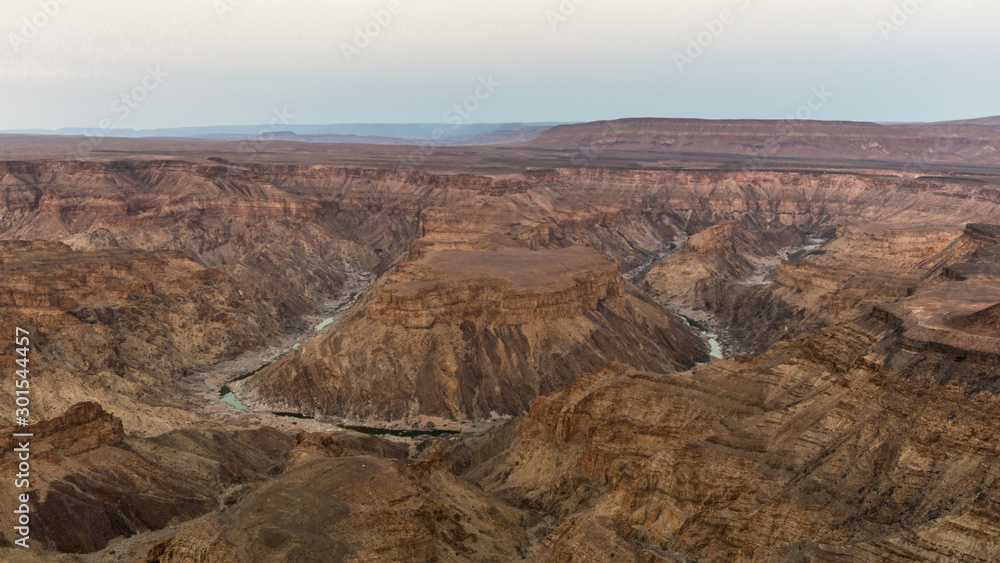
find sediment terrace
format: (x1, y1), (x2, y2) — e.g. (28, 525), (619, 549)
(368, 246), (623, 328)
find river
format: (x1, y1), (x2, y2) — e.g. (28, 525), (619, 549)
(175, 270), (379, 437)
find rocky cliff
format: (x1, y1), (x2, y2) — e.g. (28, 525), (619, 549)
(0, 241), (283, 432)
(644, 217), (807, 309)
(237, 246), (706, 422)
(677, 223), (968, 354)
(443, 225), (1000, 562)
(449, 309), (1000, 561)
(368, 247), (623, 328)
(0, 403), (292, 554)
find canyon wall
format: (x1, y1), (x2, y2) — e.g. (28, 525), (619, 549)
(3, 160), (1000, 431)
(2, 155), (1000, 560)
(237, 246), (706, 422)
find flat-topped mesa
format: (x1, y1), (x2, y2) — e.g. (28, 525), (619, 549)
(411, 200), (556, 257)
(367, 246), (623, 328)
(236, 243), (705, 423)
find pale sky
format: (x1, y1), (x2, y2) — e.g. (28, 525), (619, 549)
(2, 0), (998, 130)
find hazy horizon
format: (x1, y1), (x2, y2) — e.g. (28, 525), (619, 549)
(3, 0), (998, 131)
(5, 115), (999, 138)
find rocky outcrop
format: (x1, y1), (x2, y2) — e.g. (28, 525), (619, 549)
(865, 225), (1000, 392)
(0, 402), (122, 460)
(145, 455), (530, 562)
(644, 218), (806, 308)
(282, 430), (410, 473)
(956, 302), (1000, 335)
(236, 246), (706, 423)
(691, 224), (965, 354)
(929, 222), (1000, 281)
(0, 404), (293, 554)
(0, 242), (283, 433)
(449, 312), (1000, 561)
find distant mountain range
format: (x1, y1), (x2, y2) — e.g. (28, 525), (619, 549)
(3, 116), (999, 171)
(0, 122), (570, 146)
(521, 117), (1000, 167)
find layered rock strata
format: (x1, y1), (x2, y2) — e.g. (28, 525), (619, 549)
(0, 241), (282, 432)
(146, 450), (530, 562)
(368, 246), (623, 328)
(449, 310), (1000, 561)
(0, 403), (292, 554)
(237, 246), (706, 422)
(680, 224), (968, 354)
(644, 217), (807, 309)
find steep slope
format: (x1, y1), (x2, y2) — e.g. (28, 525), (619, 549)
(956, 302), (1000, 335)
(237, 246), (707, 423)
(2, 139), (1000, 561)
(450, 313), (1000, 561)
(145, 453), (530, 562)
(445, 231), (1000, 561)
(643, 218), (806, 308)
(0, 241), (284, 432)
(0, 403), (292, 554)
(663, 223), (967, 354)
(0, 160), (420, 319)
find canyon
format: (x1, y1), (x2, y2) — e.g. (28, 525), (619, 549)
(0, 118), (999, 561)
(237, 245), (705, 423)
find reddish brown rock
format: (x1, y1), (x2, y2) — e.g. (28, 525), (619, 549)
(368, 246), (624, 328)
(1, 125), (1000, 561)
(0, 242), (284, 433)
(0, 404), (293, 554)
(145, 456), (530, 563)
(238, 246), (706, 422)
